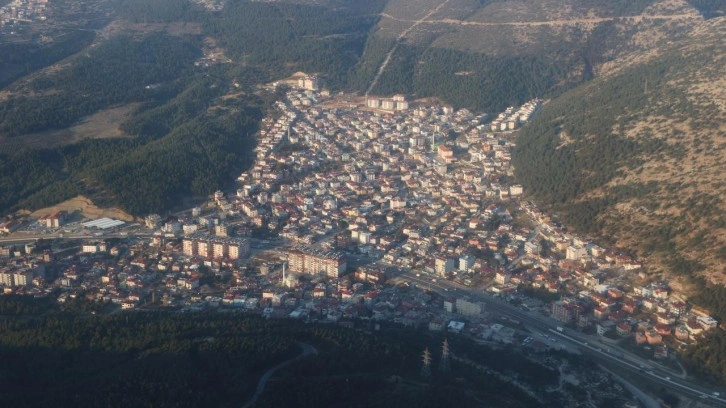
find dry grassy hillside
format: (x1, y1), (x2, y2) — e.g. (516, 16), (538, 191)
(514, 15), (726, 287)
(376, 0), (700, 59)
(599, 16), (726, 285)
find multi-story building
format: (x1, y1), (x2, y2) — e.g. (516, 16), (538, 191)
(524, 241), (540, 255)
(458, 255), (475, 271)
(0, 271), (14, 286)
(215, 224), (229, 237)
(435, 256), (454, 276)
(81, 242), (107, 254)
(552, 300), (574, 323)
(566, 245), (586, 260)
(182, 234), (250, 260)
(40, 210), (67, 228)
(495, 271), (511, 285)
(13, 270), (31, 286)
(287, 246), (347, 278)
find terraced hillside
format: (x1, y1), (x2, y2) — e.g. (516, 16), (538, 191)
(513, 16), (726, 286)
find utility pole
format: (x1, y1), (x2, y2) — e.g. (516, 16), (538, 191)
(421, 347), (432, 378)
(439, 338), (451, 373)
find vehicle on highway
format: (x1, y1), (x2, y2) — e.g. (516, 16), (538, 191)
(416, 273), (420, 277)
(431, 278), (437, 282)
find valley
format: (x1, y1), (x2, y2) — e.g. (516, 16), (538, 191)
(0, 0), (724, 405)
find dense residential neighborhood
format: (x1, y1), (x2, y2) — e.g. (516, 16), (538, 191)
(0, 79), (720, 373)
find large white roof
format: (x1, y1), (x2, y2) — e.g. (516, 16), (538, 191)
(82, 218), (126, 230)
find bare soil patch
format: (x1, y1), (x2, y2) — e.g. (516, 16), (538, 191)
(29, 195), (134, 222)
(0, 103), (138, 150)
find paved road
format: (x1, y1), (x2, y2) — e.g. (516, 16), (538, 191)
(398, 271), (726, 406)
(242, 342), (318, 408)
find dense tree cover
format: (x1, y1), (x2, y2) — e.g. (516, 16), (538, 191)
(414, 49), (568, 113)
(686, 0), (726, 18)
(512, 57), (676, 231)
(112, 0), (386, 90)
(201, 0), (386, 89)
(0, 300), (554, 408)
(0, 294), (55, 316)
(90, 107), (260, 214)
(349, 37), (581, 113)
(691, 283), (726, 323)
(0, 0), (387, 215)
(0, 33), (260, 215)
(0, 149), (66, 212)
(0, 30), (96, 88)
(113, 0), (199, 23)
(0, 33), (201, 136)
(0, 311), (299, 407)
(681, 330), (726, 387)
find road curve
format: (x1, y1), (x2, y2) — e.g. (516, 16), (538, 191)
(242, 341), (318, 408)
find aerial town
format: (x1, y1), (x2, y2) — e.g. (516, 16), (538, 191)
(0, 0), (49, 30)
(0, 76), (720, 373)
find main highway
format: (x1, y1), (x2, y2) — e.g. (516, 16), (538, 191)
(397, 270), (726, 406)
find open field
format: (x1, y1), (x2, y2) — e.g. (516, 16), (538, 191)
(29, 195), (134, 222)
(0, 104), (137, 150)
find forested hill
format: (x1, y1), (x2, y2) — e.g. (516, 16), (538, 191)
(0, 0), (386, 216)
(348, 0), (706, 113)
(513, 16), (726, 287)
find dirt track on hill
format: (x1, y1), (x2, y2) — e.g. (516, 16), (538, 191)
(380, 11), (700, 28)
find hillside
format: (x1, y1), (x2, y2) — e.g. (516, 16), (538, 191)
(350, 0), (706, 112)
(0, 0), (385, 216)
(513, 16), (726, 288)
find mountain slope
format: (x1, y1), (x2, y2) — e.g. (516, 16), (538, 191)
(513, 16), (726, 285)
(350, 0), (703, 112)
(0, 0), (385, 216)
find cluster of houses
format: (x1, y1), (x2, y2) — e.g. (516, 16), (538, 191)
(231, 86), (533, 280)
(489, 99), (542, 132)
(0, 0), (48, 29)
(0, 83), (720, 360)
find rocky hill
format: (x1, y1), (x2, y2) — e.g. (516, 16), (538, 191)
(513, 15), (725, 287)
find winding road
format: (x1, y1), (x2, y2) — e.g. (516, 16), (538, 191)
(242, 342), (318, 408)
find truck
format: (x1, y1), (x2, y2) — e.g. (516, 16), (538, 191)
(556, 326), (564, 333)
